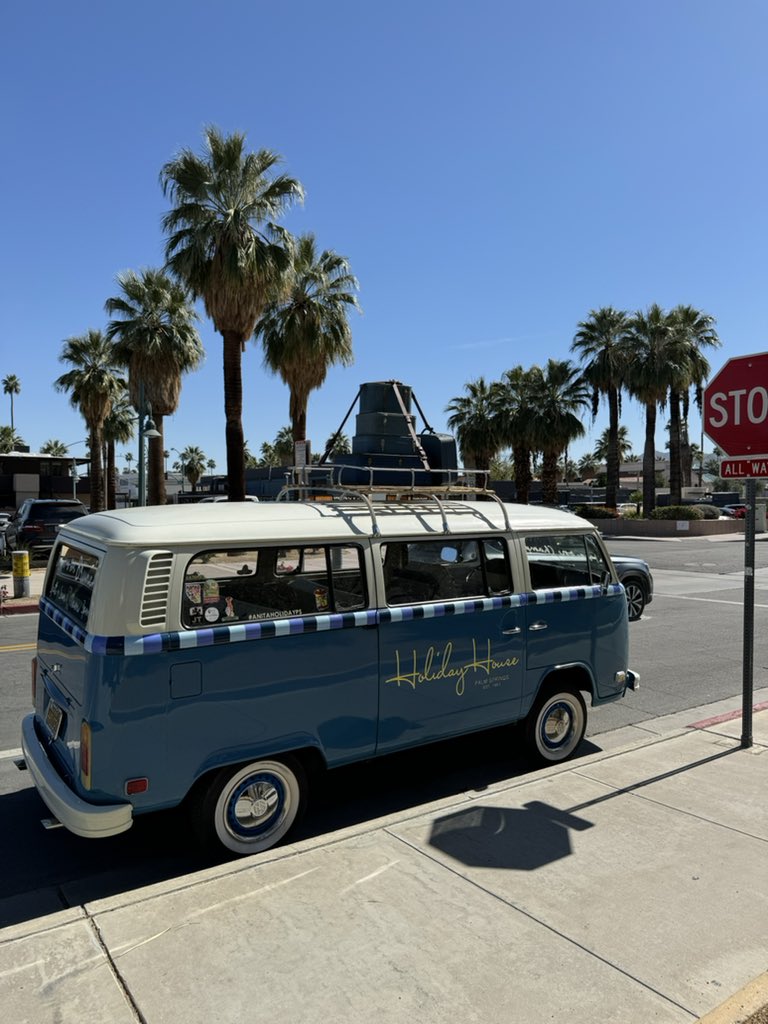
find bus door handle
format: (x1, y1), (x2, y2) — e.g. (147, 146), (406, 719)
(501, 626), (522, 636)
(528, 621), (548, 632)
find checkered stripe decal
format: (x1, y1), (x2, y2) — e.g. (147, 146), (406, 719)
(40, 584), (625, 657)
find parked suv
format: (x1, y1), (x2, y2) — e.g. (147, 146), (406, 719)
(612, 554), (654, 621)
(5, 499), (88, 558)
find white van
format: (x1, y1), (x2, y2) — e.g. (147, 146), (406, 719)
(22, 492), (637, 857)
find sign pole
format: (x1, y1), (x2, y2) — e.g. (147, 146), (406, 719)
(741, 478), (756, 749)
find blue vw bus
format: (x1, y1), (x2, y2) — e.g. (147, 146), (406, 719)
(21, 494), (637, 857)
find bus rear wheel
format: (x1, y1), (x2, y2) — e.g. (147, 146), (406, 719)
(524, 686), (587, 765)
(193, 755), (307, 857)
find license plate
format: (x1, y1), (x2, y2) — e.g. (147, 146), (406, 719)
(45, 699), (64, 740)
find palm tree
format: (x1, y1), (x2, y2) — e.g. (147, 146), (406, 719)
(665, 305), (720, 504)
(577, 452), (598, 481)
(323, 432), (351, 459)
(571, 307), (630, 509)
(54, 330), (123, 512)
(0, 425), (24, 453)
(257, 233), (360, 443)
(243, 440), (258, 468)
(161, 126), (304, 500)
(179, 445), (207, 492)
(593, 425), (633, 464)
(40, 439), (69, 456)
(103, 392), (136, 509)
(494, 365), (540, 504)
(124, 452), (134, 473)
(106, 268), (203, 506)
(624, 305), (675, 517)
(527, 359), (590, 504)
(2, 375), (20, 431)
(445, 377), (504, 475)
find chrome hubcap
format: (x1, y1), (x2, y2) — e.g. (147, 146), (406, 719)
(232, 781), (279, 830)
(544, 705), (571, 745)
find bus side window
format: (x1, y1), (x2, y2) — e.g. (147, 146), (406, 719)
(383, 538), (513, 605)
(525, 534), (593, 590)
(585, 535), (611, 584)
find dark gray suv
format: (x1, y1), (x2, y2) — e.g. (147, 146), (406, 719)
(5, 499), (88, 558)
(612, 554), (654, 621)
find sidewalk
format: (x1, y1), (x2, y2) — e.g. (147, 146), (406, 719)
(0, 563), (45, 615)
(1, 694), (766, 1024)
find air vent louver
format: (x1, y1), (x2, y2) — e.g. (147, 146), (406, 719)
(140, 552), (173, 628)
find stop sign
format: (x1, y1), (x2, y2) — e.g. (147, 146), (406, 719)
(703, 352), (768, 457)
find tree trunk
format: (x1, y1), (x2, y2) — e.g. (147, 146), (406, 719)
(106, 441), (116, 510)
(513, 445), (532, 504)
(642, 402), (657, 517)
(222, 330), (246, 501)
(680, 420), (693, 488)
(605, 387), (619, 509)
(541, 450), (559, 504)
(90, 425), (104, 512)
(669, 390), (682, 505)
(290, 388), (309, 444)
(148, 416), (166, 506)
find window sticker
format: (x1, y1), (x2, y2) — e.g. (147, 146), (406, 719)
(181, 544), (366, 629)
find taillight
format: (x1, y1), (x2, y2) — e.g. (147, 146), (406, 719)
(80, 721), (92, 789)
(31, 656), (37, 705)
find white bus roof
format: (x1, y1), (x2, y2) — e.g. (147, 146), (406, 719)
(59, 500), (590, 549)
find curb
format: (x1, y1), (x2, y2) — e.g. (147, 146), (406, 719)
(695, 971), (768, 1024)
(1, 599), (39, 615)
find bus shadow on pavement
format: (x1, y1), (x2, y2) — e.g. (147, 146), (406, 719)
(0, 728), (607, 930)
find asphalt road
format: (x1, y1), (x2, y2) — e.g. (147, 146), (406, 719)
(0, 532), (765, 930)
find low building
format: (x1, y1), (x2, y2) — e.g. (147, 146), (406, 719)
(0, 449), (89, 511)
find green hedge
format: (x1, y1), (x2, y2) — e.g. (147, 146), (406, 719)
(573, 505), (618, 520)
(693, 504), (721, 520)
(649, 505), (705, 521)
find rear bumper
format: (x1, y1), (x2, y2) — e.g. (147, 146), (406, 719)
(626, 669), (640, 691)
(21, 714), (133, 838)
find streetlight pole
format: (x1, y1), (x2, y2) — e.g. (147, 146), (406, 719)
(171, 447), (185, 496)
(137, 381), (160, 507)
(65, 440), (89, 502)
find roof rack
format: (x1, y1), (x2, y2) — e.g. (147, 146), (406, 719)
(276, 464), (512, 536)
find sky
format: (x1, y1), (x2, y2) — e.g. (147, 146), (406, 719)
(2, 0), (767, 472)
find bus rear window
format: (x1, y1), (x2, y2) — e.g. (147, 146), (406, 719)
(47, 543), (100, 627)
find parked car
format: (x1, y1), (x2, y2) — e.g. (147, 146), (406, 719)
(0, 511), (11, 555)
(612, 554), (654, 621)
(198, 495), (259, 502)
(5, 499), (88, 557)
(721, 504), (747, 519)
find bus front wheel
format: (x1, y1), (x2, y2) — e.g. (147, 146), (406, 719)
(524, 686), (587, 765)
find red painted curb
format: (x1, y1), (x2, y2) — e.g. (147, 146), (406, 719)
(688, 701), (768, 729)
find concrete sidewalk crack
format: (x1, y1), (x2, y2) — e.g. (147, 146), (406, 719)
(385, 827), (699, 1021)
(84, 911), (148, 1024)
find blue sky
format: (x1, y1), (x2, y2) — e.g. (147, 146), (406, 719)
(2, 0), (766, 470)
